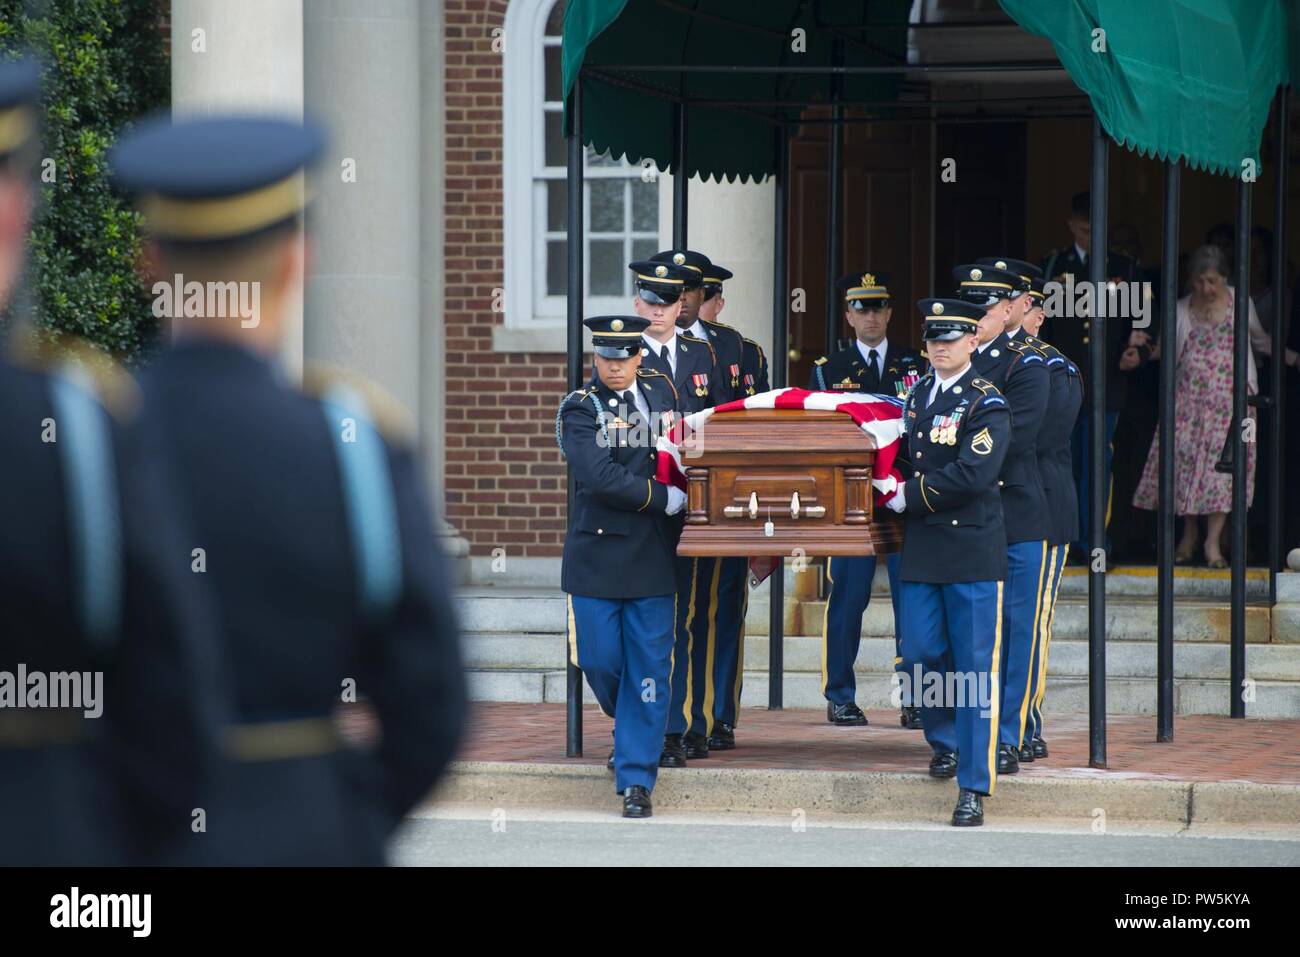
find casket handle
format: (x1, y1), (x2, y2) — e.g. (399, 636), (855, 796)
(790, 491), (800, 519)
(748, 491), (759, 519)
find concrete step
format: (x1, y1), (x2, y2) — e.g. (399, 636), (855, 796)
(745, 589), (1276, 643)
(1055, 565), (1270, 600)
(461, 633), (1300, 683)
(733, 671), (1300, 719)
(480, 668), (1299, 719)
(458, 633), (1300, 716)
(456, 587), (567, 634)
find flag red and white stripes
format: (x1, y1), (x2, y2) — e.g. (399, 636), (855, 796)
(654, 387), (907, 503)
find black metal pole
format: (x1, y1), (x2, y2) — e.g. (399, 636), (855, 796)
(1231, 176), (1251, 718)
(565, 81), (585, 757)
(1270, 85), (1289, 596)
(1157, 160), (1179, 742)
(770, 125), (788, 710)
(673, 101), (688, 248)
(824, 37), (845, 355)
(1088, 114), (1108, 768)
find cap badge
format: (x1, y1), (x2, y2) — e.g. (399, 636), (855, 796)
(654, 265), (668, 278)
(861, 272), (876, 287)
(995, 260), (1007, 270)
(672, 253), (686, 265)
(970, 268), (983, 280)
(932, 302), (944, 315)
(610, 318), (624, 332)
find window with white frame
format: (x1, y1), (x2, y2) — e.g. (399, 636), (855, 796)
(503, 0), (660, 333)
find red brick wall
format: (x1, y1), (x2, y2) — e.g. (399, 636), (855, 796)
(443, 0), (568, 557)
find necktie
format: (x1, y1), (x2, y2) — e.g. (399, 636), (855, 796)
(621, 390), (642, 425)
(868, 348), (881, 384)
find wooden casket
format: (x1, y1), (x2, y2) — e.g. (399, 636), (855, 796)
(676, 408), (903, 557)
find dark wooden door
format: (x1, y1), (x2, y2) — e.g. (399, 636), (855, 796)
(787, 116), (932, 388)
(933, 121), (1027, 289)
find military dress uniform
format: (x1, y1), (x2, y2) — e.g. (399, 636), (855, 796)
(627, 259), (716, 766)
(0, 59), (220, 867)
(807, 274), (925, 728)
(1021, 279), (1084, 758)
(111, 114), (467, 863)
(559, 316), (685, 818)
(649, 251), (757, 756)
(1040, 243), (1141, 558)
(890, 299), (1011, 826)
(960, 262), (1051, 775)
(706, 327), (770, 747)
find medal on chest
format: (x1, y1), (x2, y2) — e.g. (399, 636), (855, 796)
(929, 406), (965, 445)
(728, 363), (741, 388)
(895, 370), (920, 399)
(743, 372), (756, 396)
(692, 372), (709, 397)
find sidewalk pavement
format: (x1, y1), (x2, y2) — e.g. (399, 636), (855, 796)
(455, 703), (1300, 786)
(413, 704), (1300, 829)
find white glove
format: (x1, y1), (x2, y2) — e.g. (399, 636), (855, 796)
(665, 485), (687, 516)
(884, 487), (906, 513)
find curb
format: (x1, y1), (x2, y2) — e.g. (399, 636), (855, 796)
(428, 761), (1300, 830)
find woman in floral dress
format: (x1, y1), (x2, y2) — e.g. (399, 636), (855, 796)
(1133, 245), (1279, 567)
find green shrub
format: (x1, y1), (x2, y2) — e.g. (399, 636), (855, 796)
(0, 0), (168, 361)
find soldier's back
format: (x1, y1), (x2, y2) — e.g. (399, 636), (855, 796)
(137, 340), (465, 865)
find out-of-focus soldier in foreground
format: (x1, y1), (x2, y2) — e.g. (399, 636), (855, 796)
(110, 113), (466, 864)
(0, 58), (219, 865)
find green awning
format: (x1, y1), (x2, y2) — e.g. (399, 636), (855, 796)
(999, 0), (1295, 176)
(561, 0), (911, 183)
(563, 0), (1296, 183)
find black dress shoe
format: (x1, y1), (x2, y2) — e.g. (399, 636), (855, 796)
(827, 702), (869, 726)
(928, 751), (958, 779)
(900, 705), (924, 730)
(660, 734), (687, 768)
(1017, 742), (1035, 763)
(951, 788), (984, 827)
(622, 785), (652, 818)
(997, 743), (1020, 775)
(706, 722), (736, 750)
(606, 748), (615, 772)
(1031, 736), (1049, 759)
(683, 731), (710, 760)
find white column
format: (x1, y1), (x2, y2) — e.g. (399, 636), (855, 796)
(170, 0), (305, 374)
(658, 172), (776, 347)
(417, 0), (469, 566)
(303, 0), (422, 415)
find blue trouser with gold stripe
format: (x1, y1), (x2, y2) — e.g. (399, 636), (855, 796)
(667, 556), (716, 737)
(1025, 544), (1068, 743)
(997, 540), (1050, 749)
(823, 553), (905, 706)
(569, 593), (675, 793)
(898, 579), (1002, 795)
(710, 556), (750, 729)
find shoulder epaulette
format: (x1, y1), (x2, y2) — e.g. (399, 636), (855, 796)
(680, 331), (716, 363)
(971, 377), (1000, 394)
(701, 317), (741, 338)
(302, 362), (415, 445)
(9, 331), (140, 423)
(636, 367), (679, 401)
